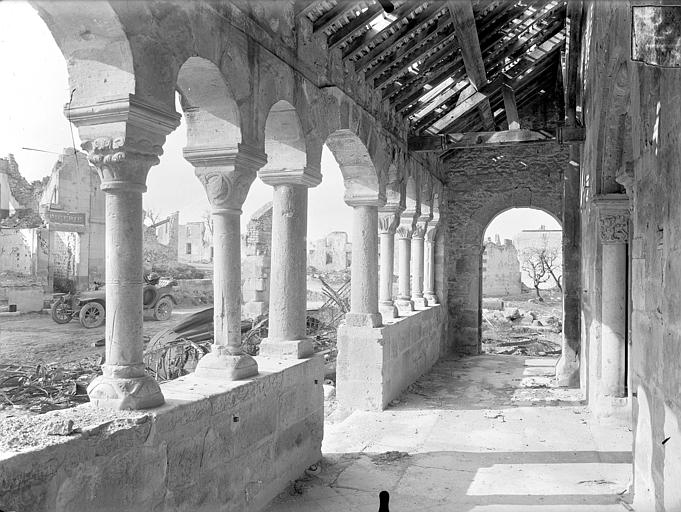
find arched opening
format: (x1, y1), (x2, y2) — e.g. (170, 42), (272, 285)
(481, 207), (564, 359)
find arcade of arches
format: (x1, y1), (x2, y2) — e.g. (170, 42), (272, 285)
(1, 1), (680, 511)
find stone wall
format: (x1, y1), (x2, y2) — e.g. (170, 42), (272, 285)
(243, 203), (272, 318)
(308, 232), (352, 272)
(336, 305), (444, 411)
(482, 238), (521, 296)
(581, 2), (681, 509)
(444, 145), (567, 354)
(0, 356), (324, 512)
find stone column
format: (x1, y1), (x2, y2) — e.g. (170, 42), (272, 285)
(184, 144), (267, 380)
(424, 222), (439, 305)
(77, 97), (180, 410)
(345, 194), (384, 328)
(395, 214), (415, 312)
(258, 167), (321, 358)
(411, 218), (429, 308)
(556, 152), (581, 386)
(594, 194), (629, 398)
(378, 208), (402, 320)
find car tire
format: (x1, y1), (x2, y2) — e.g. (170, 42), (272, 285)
(153, 297), (173, 321)
(51, 299), (72, 324)
(79, 302), (105, 328)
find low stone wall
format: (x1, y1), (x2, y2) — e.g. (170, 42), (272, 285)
(0, 283), (44, 313)
(336, 305), (444, 411)
(0, 356), (324, 512)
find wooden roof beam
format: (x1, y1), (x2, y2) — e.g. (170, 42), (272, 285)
(502, 83), (520, 129)
(447, 0), (495, 130)
(353, 1), (448, 71)
(313, 2), (359, 33)
(327, 3), (385, 50)
(409, 126), (585, 152)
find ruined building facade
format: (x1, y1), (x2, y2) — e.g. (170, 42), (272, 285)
(1, 2), (681, 511)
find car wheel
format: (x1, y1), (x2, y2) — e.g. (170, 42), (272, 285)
(153, 297), (173, 321)
(51, 299), (72, 324)
(79, 302), (105, 328)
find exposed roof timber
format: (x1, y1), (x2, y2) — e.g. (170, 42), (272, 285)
(374, 30), (459, 88)
(295, 1), (322, 18)
(502, 84), (520, 129)
(447, 0), (494, 129)
(313, 2), (360, 33)
(391, 57), (466, 111)
(342, 1), (419, 58)
(409, 126), (585, 152)
(353, 1), (448, 71)
(411, 80), (470, 129)
(565, 0), (584, 126)
(328, 3), (385, 49)
(367, 16), (455, 83)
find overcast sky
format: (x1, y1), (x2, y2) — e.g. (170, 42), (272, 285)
(0, 0), (559, 242)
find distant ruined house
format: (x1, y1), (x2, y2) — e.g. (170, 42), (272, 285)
(482, 235), (522, 297)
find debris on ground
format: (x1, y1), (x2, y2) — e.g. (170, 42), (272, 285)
(0, 361), (99, 414)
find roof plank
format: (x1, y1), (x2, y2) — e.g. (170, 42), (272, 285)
(327, 3), (384, 49)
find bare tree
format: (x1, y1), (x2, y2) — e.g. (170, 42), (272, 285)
(143, 208), (161, 227)
(541, 248), (562, 292)
(521, 247), (552, 300)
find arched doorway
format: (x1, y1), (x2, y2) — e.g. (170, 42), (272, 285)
(481, 208), (564, 358)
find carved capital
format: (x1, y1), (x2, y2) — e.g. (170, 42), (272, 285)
(84, 137), (158, 192)
(598, 213), (629, 244)
(412, 220), (428, 239)
(378, 211), (401, 235)
(425, 225), (439, 243)
(186, 144), (267, 212)
(72, 95), (181, 193)
(396, 224), (413, 240)
(593, 194), (630, 245)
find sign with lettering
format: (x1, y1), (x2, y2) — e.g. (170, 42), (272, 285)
(47, 211), (86, 226)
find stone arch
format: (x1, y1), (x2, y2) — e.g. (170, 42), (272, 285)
(29, 1), (135, 108)
(263, 100), (307, 172)
(324, 129), (384, 204)
(176, 56), (241, 150)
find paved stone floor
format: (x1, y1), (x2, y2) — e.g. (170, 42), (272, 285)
(266, 354), (633, 512)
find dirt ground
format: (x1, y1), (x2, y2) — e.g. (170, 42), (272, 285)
(0, 307), (204, 368)
(481, 290), (563, 357)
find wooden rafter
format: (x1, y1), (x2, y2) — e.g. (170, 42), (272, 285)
(314, 2), (359, 33)
(502, 83), (520, 129)
(368, 15), (455, 84)
(353, 2), (448, 71)
(342, 2), (419, 59)
(408, 126), (585, 152)
(327, 3), (384, 49)
(447, 0), (495, 129)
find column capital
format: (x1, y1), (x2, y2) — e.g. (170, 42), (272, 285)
(258, 165), (322, 188)
(73, 94), (181, 193)
(378, 204), (403, 235)
(413, 220), (429, 240)
(593, 194), (630, 244)
(425, 224), (439, 243)
(344, 180), (386, 208)
(184, 144), (268, 213)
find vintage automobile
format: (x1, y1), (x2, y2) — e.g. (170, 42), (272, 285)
(51, 273), (177, 328)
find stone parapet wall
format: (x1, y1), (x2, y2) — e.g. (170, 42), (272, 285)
(0, 357), (324, 512)
(336, 305), (444, 411)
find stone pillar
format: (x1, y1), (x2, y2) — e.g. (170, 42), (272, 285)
(77, 97), (180, 410)
(258, 167), (321, 358)
(411, 218), (429, 308)
(395, 215), (415, 312)
(424, 222), (439, 305)
(345, 195), (383, 328)
(594, 194), (629, 398)
(378, 208), (402, 321)
(184, 144), (267, 380)
(556, 152), (581, 386)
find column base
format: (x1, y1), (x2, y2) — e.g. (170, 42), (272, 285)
(193, 345), (259, 380)
(379, 302), (399, 321)
(554, 354), (580, 387)
(259, 338), (314, 358)
(412, 296), (429, 309)
(395, 298), (414, 314)
(345, 312), (382, 328)
(87, 365), (164, 410)
(424, 292), (439, 305)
